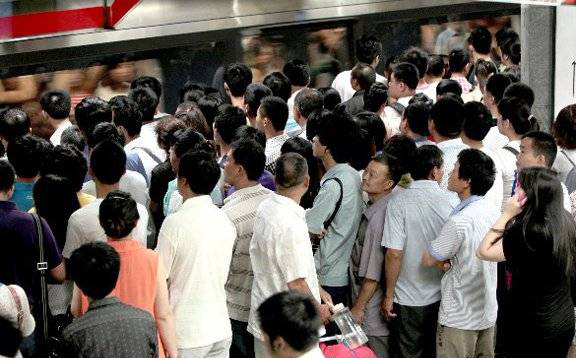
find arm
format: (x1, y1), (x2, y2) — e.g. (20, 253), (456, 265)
(287, 278), (331, 325)
(477, 195), (521, 262)
(154, 261), (178, 358)
(0, 76), (37, 104)
(382, 249), (402, 321)
(49, 262), (66, 283)
(71, 284), (82, 318)
(422, 219), (462, 271)
(351, 279), (379, 324)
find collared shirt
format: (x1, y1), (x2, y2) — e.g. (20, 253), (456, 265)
(264, 133), (291, 175)
(156, 195), (236, 348)
(141, 121), (168, 164)
(49, 119), (72, 146)
(381, 107), (402, 138)
(350, 192), (396, 336)
(382, 180), (454, 306)
(331, 70), (387, 102)
(63, 199), (148, 259)
(436, 138), (469, 203)
(415, 137), (435, 147)
(223, 184), (273, 322)
(62, 297), (157, 358)
(429, 198), (500, 330)
(483, 126), (509, 152)
(450, 195), (482, 216)
(553, 148), (576, 183)
(82, 170), (150, 206)
(225, 170), (276, 198)
(162, 175), (224, 215)
(306, 163), (364, 287)
(248, 193), (322, 340)
(11, 182), (34, 212)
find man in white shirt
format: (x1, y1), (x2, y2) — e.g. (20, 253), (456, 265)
(157, 150), (236, 358)
(382, 145), (454, 358)
(388, 63), (419, 108)
(256, 291), (325, 358)
(255, 97), (290, 175)
(428, 97), (469, 203)
(516, 131), (572, 212)
(292, 89), (323, 139)
(460, 101), (504, 210)
(249, 153), (331, 358)
(222, 139), (273, 358)
(214, 105), (249, 167)
(284, 60), (311, 136)
(423, 149), (500, 358)
(332, 35), (386, 102)
(244, 84), (273, 128)
(482, 74), (512, 152)
(40, 90), (72, 146)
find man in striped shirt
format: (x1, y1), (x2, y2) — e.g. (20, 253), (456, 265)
(423, 149), (500, 358)
(223, 139), (273, 358)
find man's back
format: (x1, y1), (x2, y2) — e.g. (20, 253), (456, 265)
(156, 195), (236, 348)
(436, 138), (469, 191)
(82, 170), (150, 206)
(62, 297), (157, 358)
(382, 180), (453, 306)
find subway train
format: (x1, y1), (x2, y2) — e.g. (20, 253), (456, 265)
(0, 0), (519, 116)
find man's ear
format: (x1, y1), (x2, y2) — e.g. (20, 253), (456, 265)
(272, 336), (288, 353)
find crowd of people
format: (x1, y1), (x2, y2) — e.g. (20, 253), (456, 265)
(0, 24), (575, 358)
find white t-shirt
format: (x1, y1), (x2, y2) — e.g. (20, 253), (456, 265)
(156, 195), (236, 349)
(63, 198), (148, 258)
(381, 107), (402, 138)
(49, 119), (72, 146)
(82, 170), (149, 207)
(483, 126), (509, 152)
(437, 138), (469, 205)
(125, 136), (163, 182)
(331, 70), (387, 102)
(480, 147), (505, 211)
(496, 140), (520, 210)
(140, 120), (167, 163)
(429, 198), (500, 330)
(248, 194), (322, 340)
(553, 148), (576, 184)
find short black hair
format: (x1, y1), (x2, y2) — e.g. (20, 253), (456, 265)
(485, 74), (513, 103)
(90, 140), (126, 185)
(0, 160), (15, 192)
(172, 129), (207, 158)
(60, 125), (85, 152)
(430, 97), (465, 138)
(179, 82), (205, 104)
(224, 63), (253, 97)
(316, 109), (360, 163)
(198, 95), (224, 135)
(233, 125), (266, 148)
(89, 122), (124, 149)
(130, 76), (162, 99)
(462, 101), (493, 141)
(399, 47), (428, 79)
(496, 27), (519, 48)
(523, 131), (558, 168)
(382, 134), (417, 176)
(501, 37), (521, 65)
(409, 93), (433, 108)
(283, 59), (310, 87)
(99, 190), (140, 239)
(411, 144), (444, 180)
(354, 111), (386, 152)
(475, 59), (498, 84)
(427, 55), (445, 77)
(259, 96), (289, 132)
(498, 96), (536, 135)
(214, 105), (247, 145)
(7, 134), (48, 178)
(40, 90), (71, 120)
(258, 291), (321, 353)
(436, 79), (462, 98)
(469, 27), (492, 55)
(155, 116), (186, 152)
(263, 72), (292, 102)
(503, 82), (535, 108)
(69, 242), (120, 300)
(275, 152), (308, 189)
(230, 139), (266, 181)
(355, 35), (382, 64)
(0, 108), (30, 143)
(371, 151), (405, 187)
(110, 96), (143, 137)
(75, 96), (112, 140)
(244, 83), (273, 118)
(404, 102), (431, 137)
(129, 87), (158, 123)
(295, 88), (323, 118)
(363, 82), (388, 112)
(553, 104), (576, 150)
(43, 145), (88, 192)
(393, 62), (419, 90)
(448, 48), (469, 73)
(178, 150), (220, 195)
(317, 87), (341, 110)
(456, 149), (495, 196)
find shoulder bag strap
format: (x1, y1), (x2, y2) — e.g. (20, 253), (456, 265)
(133, 146), (163, 165)
(561, 150), (576, 168)
(7, 286), (23, 327)
(502, 146), (519, 156)
(31, 213), (49, 340)
(323, 177), (344, 230)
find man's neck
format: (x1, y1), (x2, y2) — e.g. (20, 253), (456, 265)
(458, 190), (472, 202)
(181, 190), (201, 202)
(95, 182), (120, 199)
(231, 96), (244, 109)
(507, 132), (522, 142)
(461, 135), (483, 149)
(369, 189), (391, 203)
(432, 133), (456, 144)
(321, 156), (338, 171)
(51, 117), (69, 130)
(220, 144), (231, 158)
(395, 90), (415, 100)
(234, 179), (259, 191)
(277, 188), (303, 204)
(266, 130), (284, 140)
(16, 177), (36, 184)
(0, 193), (10, 201)
(125, 134), (140, 145)
(247, 116), (256, 128)
(291, 86), (305, 95)
(451, 72), (466, 78)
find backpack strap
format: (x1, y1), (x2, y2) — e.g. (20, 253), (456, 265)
(322, 178), (344, 230)
(502, 146), (519, 156)
(561, 150), (576, 168)
(133, 146), (163, 165)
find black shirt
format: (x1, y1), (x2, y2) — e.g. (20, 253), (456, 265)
(502, 224), (575, 338)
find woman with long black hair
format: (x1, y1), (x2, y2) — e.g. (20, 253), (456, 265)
(477, 167), (576, 358)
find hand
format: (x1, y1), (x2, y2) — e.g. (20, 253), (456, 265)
(442, 261), (451, 272)
(320, 288), (333, 306)
(381, 297), (397, 321)
(318, 303), (332, 325)
(350, 305), (365, 325)
(503, 194), (524, 218)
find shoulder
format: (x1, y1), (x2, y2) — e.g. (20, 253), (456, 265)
(124, 170), (147, 187)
